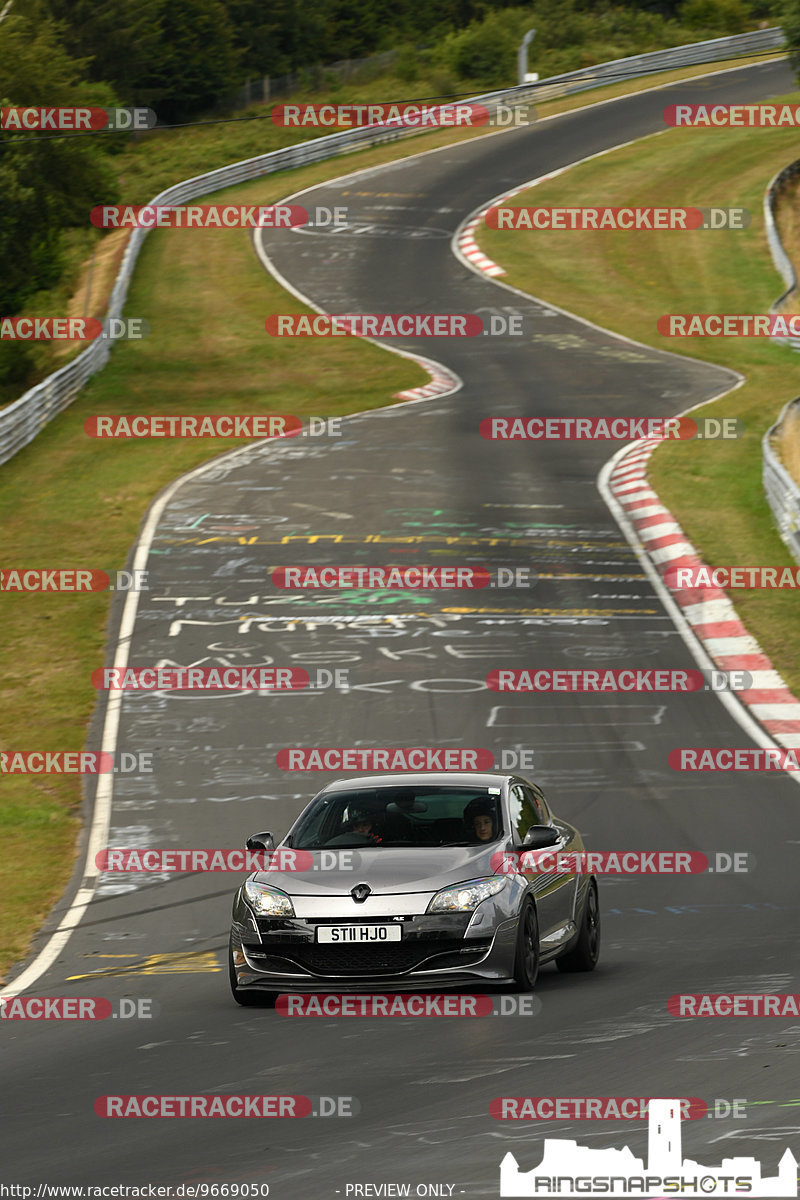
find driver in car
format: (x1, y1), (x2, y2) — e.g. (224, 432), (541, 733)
(348, 806), (383, 844)
(464, 797), (498, 842)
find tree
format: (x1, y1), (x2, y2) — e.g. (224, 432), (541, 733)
(0, 12), (119, 313)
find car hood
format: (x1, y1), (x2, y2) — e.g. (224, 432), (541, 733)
(253, 845), (503, 897)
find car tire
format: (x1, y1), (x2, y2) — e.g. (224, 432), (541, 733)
(556, 879), (600, 973)
(229, 936), (276, 1007)
(512, 899), (539, 991)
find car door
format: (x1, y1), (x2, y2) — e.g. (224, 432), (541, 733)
(509, 781), (578, 945)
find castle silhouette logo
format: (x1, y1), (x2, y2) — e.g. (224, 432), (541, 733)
(500, 1098), (798, 1197)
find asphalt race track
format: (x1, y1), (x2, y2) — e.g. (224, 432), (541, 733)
(4, 59), (800, 1197)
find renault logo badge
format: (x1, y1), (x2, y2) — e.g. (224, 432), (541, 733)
(351, 883), (371, 903)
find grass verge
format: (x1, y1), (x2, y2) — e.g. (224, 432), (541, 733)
(477, 88), (800, 693)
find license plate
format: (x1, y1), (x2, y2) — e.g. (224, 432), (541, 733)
(316, 924), (402, 944)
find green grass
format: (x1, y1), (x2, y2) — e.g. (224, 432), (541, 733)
(477, 91), (800, 693)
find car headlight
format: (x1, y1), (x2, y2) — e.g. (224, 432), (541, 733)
(244, 881), (295, 917)
(427, 877), (507, 913)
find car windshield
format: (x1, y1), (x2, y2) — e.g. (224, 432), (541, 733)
(290, 785), (505, 849)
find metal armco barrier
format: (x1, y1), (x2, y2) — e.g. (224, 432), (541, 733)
(0, 26), (786, 467)
(762, 155), (800, 559)
(764, 155), (800, 351)
(763, 399), (800, 564)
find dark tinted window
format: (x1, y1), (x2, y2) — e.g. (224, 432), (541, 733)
(509, 783), (540, 844)
(291, 785), (504, 848)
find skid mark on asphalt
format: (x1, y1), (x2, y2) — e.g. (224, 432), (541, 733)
(67, 951), (221, 979)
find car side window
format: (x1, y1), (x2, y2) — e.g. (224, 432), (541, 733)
(509, 783), (540, 845)
(525, 783), (550, 824)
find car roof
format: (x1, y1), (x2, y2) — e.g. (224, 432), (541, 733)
(321, 772), (513, 792)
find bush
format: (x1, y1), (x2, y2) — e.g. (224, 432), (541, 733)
(435, 9), (529, 88)
(678, 0), (750, 33)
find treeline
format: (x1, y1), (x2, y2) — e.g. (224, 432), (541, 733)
(23, 0), (784, 121)
(0, 0), (784, 349)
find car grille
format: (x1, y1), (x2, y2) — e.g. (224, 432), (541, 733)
(246, 939), (492, 976)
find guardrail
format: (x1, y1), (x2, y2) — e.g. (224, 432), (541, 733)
(763, 399), (800, 564)
(764, 156), (800, 351)
(0, 25), (786, 467)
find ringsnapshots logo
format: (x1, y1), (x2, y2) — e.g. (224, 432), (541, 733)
(498, 1097), (798, 1197)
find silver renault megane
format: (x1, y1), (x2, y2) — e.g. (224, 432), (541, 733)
(228, 772), (599, 1005)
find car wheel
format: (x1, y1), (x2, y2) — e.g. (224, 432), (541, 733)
(229, 936), (275, 1007)
(556, 879), (600, 973)
(512, 899), (539, 991)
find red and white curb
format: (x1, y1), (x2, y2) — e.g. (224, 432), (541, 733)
(608, 440), (800, 750)
(455, 167), (584, 279)
(393, 359), (460, 401)
(458, 213), (506, 278)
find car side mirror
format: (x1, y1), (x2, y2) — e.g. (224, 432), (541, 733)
(522, 825), (559, 849)
(246, 831), (275, 851)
